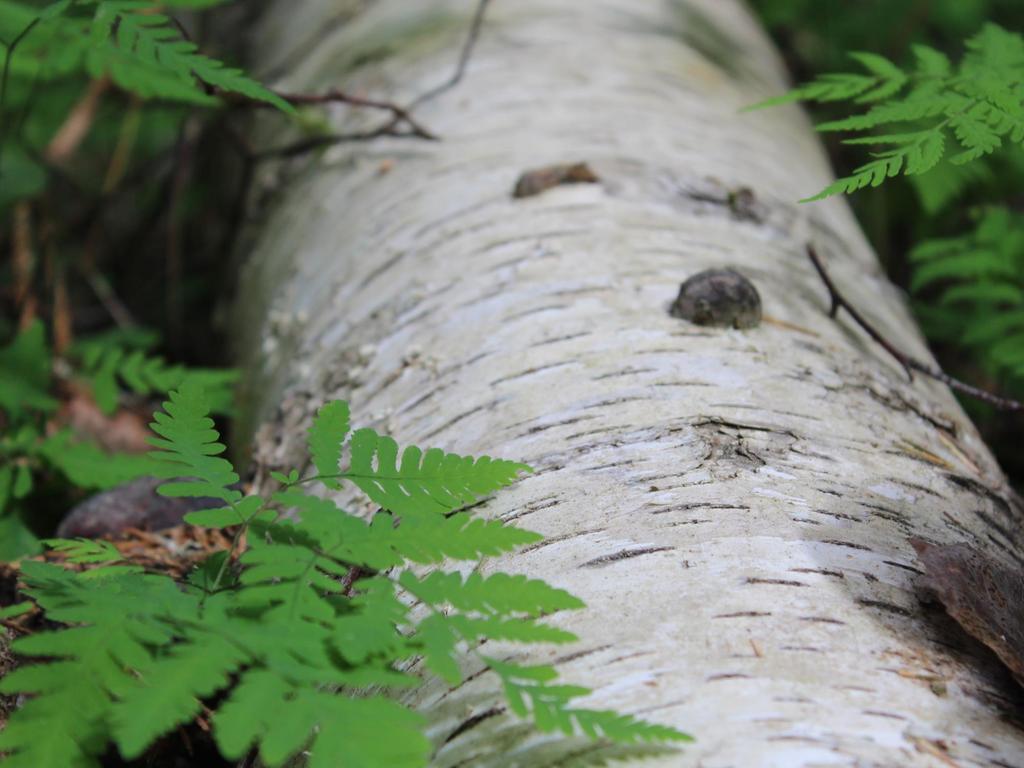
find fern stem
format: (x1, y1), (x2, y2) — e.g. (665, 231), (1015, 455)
(288, 552), (321, 622)
(206, 499), (247, 598)
(293, 471), (398, 487)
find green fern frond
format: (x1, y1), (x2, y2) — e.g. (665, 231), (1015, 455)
(941, 282), (1023, 304)
(345, 427), (532, 515)
(0, 707), (102, 768)
(911, 249), (1012, 291)
(110, 633), (247, 759)
(910, 44), (951, 78)
(387, 510), (543, 562)
(413, 612), (466, 682)
(307, 400), (350, 489)
(41, 538), (122, 563)
(0, 320), (57, 417)
(211, 670), (290, 760)
(86, 2), (293, 111)
(399, 570), (584, 617)
(216, 683), (430, 768)
(74, 340), (237, 415)
(147, 382), (241, 503)
(0, 561), (194, 767)
(949, 106), (1005, 163)
(747, 72), (877, 109)
(269, 490), (400, 569)
(0, 1), (89, 88)
(757, 23), (1024, 200)
(564, 708), (694, 745)
(846, 52), (907, 102)
(486, 658), (692, 744)
(1, 389), (687, 766)
(238, 541), (343, 622)
(38, 429), (159, 489)
(330, 577), (412, 665)
(801, 150), (906, 201)
(276, 486), (541, 566)
(445, 614), (579, 645)
(183, 494), (265, 528)
(1, 0), (290, 110)
(0, 601), (33, 619)
(910, 206), (1024, 383)
(0, 453), (34, 517)
(960, 308), (1024, 345)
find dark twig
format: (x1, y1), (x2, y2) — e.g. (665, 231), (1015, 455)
(252, 0), (492, 160)
(807, 244), (1023, 412)
(408, 0), (492, 110)
(275, 88), (437, 140)
(807, 244), (915, 380)
(256, 125), (427, 160)
(250, 94), (434, 160)
(341, 566), (367, 597)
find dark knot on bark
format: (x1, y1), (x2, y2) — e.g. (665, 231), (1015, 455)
(670, 267), (762, 329)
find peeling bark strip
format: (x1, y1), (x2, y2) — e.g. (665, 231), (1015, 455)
(238, 1), (1024, 765)
(912, 538), (1024, 686)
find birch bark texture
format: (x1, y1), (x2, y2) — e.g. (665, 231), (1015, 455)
(234, 1), (1024, 766)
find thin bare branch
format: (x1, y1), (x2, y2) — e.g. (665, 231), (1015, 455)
(251, 0), (492, 159)
(408, 0), (492, 109)
(276, 88), (437, 140)
(256, 124), (427, 160)
(806, 244), (1023, 412)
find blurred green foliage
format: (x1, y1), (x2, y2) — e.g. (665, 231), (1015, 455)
(0, 387), (690, 767)
(750, 0), (1024, 480)
(0, 0), (290, 211)
(754, 0), (1022, 74)
(0, 3), (272, 556)
(911, 207), (1024, 390)
(0, 321), (236, 559)
(750, 21), (1024, 202)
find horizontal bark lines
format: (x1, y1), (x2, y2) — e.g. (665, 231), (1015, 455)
(237, 1), (1024, 765)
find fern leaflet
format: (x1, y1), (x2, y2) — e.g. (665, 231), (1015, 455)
(399, 570), (584, 617)
(86, 1), (293, 111)
(307, 400), (350, 489)
(345, 426), (532, 515)
(74, 341), (238, 415)
(147, 381), (241, 503)
(486, 657), (692, 744)
(111, 633), (247, 758)
(0, 320), (57, 416)
(40, 537), (122, 563)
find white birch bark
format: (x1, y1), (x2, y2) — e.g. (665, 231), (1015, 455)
(232, 1), (1024, 765)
